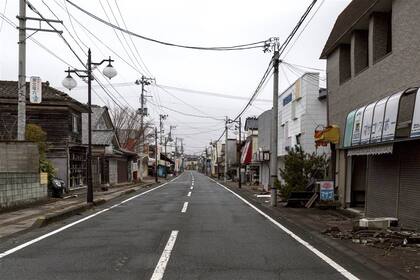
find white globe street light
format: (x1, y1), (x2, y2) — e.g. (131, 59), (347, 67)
(62, 72), (77, 90)
(103, 63), (117, 79)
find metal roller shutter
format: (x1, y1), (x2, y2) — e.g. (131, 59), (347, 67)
(366, 153), (399, 218)
(398, 142), (420, 229)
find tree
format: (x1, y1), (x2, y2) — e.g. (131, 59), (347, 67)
(279, 145), (328, 199)
(109, 106), (154, 151)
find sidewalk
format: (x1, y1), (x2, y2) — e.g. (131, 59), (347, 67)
(221, 180), (420, 280)
(0, 178), (160, 240)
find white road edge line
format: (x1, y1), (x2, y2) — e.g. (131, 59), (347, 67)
(150, 230), (179, 280)
(187, 191), (192, 197)
(211, 178), (359, 280)
(181, 202), (189, 213)
(0, 177), (179, 259)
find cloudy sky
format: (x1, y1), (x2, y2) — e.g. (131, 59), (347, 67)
(0, 0), (350, 154)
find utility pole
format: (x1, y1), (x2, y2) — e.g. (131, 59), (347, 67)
(155, 127), (158, 183)
(17, 0), (26, 140)
(238, 117), (242, 189)
(136, 76), (153, 181)
(224, 116), (228, 183)
(270, 41), (280, 207)
(17, 1), (63, 140)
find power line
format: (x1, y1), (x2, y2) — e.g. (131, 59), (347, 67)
(0, 0), (7, 33)
(154, 84), (223, 120)
(40, 0), (136, 110)
(148, 99), (224, 121)
(65, 0), (269, 51)
(282, 0), (326, 59)
(232, 59), (273, 121)
(277, 0), (318, 57)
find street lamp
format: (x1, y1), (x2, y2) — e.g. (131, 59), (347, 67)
(62, 49), (117, 203)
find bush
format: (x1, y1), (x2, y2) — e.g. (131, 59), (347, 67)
(25, 124), (47, 159)
(26, 124), (55, 183)
(279, 145), (328, 199)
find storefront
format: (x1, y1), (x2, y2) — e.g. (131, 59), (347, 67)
(343, 87), (420, 229)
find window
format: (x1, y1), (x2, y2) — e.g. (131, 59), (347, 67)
(351, 30), (368, 75)
(296, 133), (301, 146)
(371, 12), (392, 63)
(339, 44), (351, 84)
(395, 90), (416, 138)
(72, 114), (79, 134)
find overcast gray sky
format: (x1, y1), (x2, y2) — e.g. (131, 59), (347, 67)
(0, 0), (350, 154)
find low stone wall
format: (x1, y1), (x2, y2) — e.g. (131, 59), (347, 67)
(0, 141), (47, 208)
(0, 173), (47, 208)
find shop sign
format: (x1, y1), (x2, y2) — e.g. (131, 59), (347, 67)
(344, 110), (356, 148)
(283, 93), (292, 106)
(360, 102), (376, 145)
(410, 89), (420, 138)
(370, 96), (389, 143)
(382, 91), (403, 141)
(351, 107), (365, 146)
(319, 180), (334, 201)
(29, 76), (42, 104)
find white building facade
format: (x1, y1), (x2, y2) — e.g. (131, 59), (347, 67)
(277, 73), (329, 177)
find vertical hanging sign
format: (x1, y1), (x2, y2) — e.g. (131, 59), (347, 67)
(344, 110), (356, 148)
(410, 89), (420, 138)
(29, 76), (42, 104)
(382, 91), (403, 141)
(351, 106), (366, 146)
(360, 102), (376, 145)
(370, 96), (389, 143)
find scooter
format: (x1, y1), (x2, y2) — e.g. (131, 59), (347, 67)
(48, 177), (66, 198)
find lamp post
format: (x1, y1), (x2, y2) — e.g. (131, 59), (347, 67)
(62, 49), (117, 203)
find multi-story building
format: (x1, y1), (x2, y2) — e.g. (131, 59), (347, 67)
(277, 73), (329, 176)
(321, 0), (420, 228)
(255, 109), (272, 190)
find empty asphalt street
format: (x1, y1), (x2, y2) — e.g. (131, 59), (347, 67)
(0, 172), (389, 279)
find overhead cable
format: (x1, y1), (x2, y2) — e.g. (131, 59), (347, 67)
(65, 0), (268, 51)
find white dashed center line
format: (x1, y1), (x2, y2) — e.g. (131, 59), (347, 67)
(150, 230), (179, 280)
(181, 202), (189, 213)
(190, 186), (193, 190)
(187, 191), (191, 197)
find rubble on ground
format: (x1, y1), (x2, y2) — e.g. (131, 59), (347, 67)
(322, 225), (420, 250)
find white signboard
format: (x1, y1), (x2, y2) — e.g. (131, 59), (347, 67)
(351, 106), (366, 146)
(382, 91), (403, 141)
(360, 102), (376, 145)
(410, 89), (420, 138)
(370, 96), (389, 143)
(29, 76), (42, 104)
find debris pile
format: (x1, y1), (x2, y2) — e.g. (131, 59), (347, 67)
(322, 226), (420, 250)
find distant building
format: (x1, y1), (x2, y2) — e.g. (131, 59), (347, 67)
(255, 109), (271, 190)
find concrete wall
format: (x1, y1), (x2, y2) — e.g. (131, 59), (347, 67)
(0, 142), (47, 208)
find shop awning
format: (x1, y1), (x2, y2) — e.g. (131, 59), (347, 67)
(160, 153), (175, 164)
(347, 144), (393, 156)
(241, 140), (253, 164)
